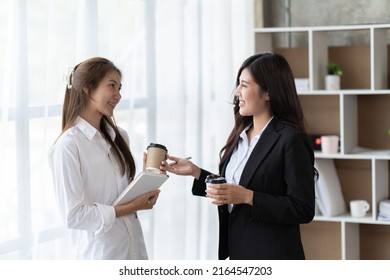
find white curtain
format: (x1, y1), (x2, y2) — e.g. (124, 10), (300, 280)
(0, 0), (253, 259)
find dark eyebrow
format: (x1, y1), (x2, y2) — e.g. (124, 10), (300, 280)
(107, 79), (122, 89)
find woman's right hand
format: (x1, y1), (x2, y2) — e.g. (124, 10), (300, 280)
(115, 189), (160, 217)
(132, 189), (160, 211)
(160, 154), (201, 179)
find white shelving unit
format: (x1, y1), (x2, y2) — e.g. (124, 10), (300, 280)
(254, 24), (390, 259)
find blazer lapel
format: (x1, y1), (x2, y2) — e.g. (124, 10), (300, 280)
(239, 119), (283, 187)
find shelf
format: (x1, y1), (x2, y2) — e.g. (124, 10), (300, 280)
(315, 152), (390, 160)
(255, 24), (390, 259)
(299, 90), (390, 95)
(254, 23), (390, 33)
(314, 213), (390, 224)
(301, 221), (342, 260)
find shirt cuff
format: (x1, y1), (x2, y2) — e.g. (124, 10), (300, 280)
(94, 203), (116, 236)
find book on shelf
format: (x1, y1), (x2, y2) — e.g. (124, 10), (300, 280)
(112, 171), (169, 206)
(315, 158), (346, 217)
(378, 199), (390, 221)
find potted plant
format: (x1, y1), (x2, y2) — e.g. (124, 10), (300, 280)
(325, 62), (343, 90)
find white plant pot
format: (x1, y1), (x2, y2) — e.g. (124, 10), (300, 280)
(325, 75), (340, 90)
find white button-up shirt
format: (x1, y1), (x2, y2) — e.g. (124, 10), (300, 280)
(48, 117), (147, 259)
(225, 117), (273, 211)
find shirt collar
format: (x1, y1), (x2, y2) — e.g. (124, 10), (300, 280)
(239, 125), (252, 142)
(239, 116), (274, 141)
(75, 117), (116, 141)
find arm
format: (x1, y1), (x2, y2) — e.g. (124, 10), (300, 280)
(49, 135), (160, 235)
(163, 155), (254, 202)
(206, 183), (254, 205)
(160, 155), (215, 197)
(192, 168), (212, 197)
(161, 155), (201, 179)
(115, 127), (160, 216)
(49, 137), (113, 232)
(205, 130), (315, 224)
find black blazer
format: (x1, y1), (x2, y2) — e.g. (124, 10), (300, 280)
(192, 118), (315, 260)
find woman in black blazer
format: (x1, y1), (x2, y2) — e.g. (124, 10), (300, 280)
(161, 52), (317, 260)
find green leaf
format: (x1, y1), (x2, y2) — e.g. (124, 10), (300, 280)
(327, 62), (343, 76)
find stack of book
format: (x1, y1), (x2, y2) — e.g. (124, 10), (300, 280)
(378, 199), (390, 221)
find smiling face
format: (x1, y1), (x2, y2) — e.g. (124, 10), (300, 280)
(83, 69), (122, 124)
(235, 68), (269, 117)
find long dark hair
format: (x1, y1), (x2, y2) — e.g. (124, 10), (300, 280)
(220, 52), (307, 168)
(60, 57), (136, 179)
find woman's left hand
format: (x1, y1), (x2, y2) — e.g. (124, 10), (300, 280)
(143, 151), (167, 174)
(206, 183), (253, 206)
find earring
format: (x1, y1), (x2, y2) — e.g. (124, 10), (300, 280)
(266, 96), (270, 101)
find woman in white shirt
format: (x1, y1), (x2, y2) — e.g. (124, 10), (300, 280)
(48, 57), (160, 259)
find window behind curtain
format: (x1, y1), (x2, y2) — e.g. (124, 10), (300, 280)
(0, 0), (253, 260)
(0, 0), (152, 260)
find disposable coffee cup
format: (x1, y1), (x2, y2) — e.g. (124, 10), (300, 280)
(205, 175), (226, 201)
(205, 174), (226, 185)
(145, 143), (167, 173)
